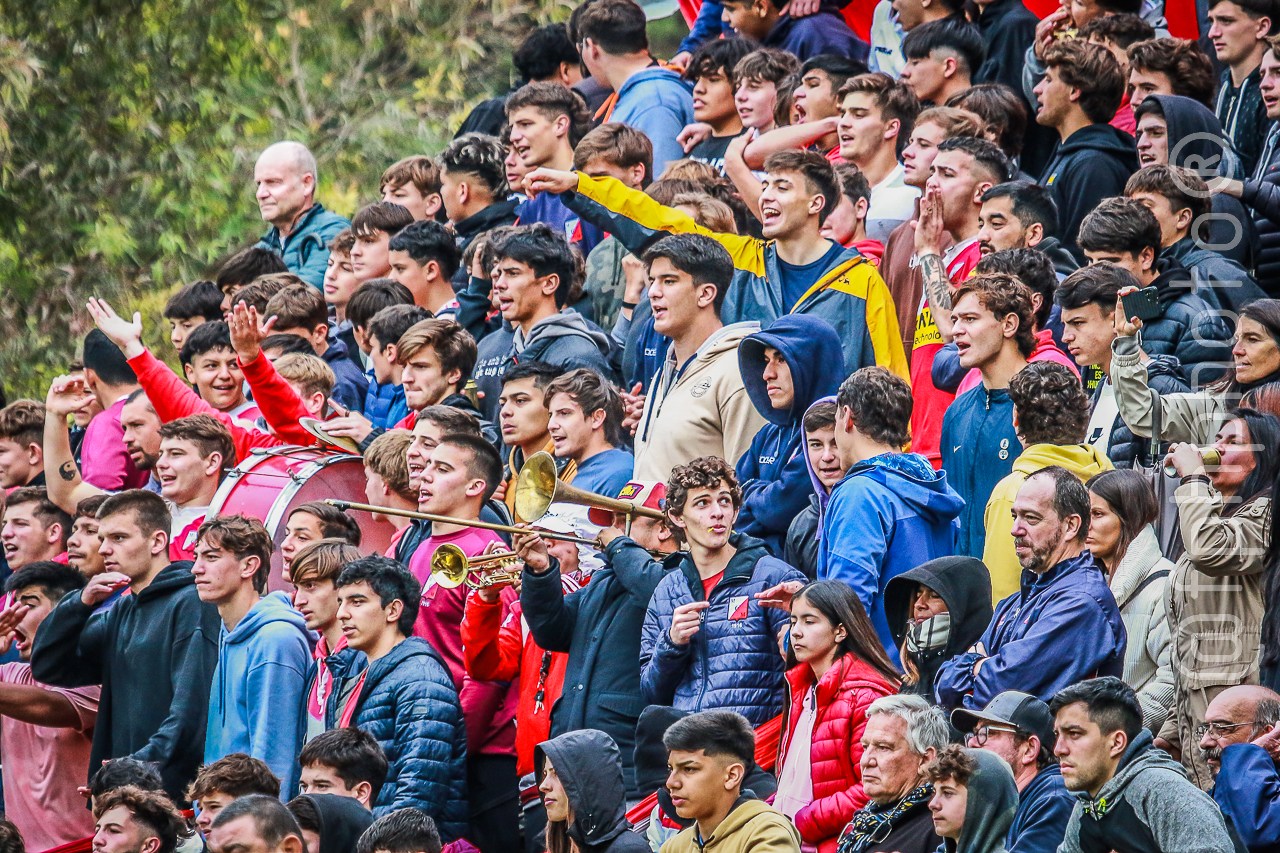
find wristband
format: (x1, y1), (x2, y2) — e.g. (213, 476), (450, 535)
(621, 300), (639, 310)
(1180, 473), (1212, 487)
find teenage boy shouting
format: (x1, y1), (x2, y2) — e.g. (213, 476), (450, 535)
(525, 152), (907, 378)
(641, 457), (802, 726)
(471, 225), (615, 422)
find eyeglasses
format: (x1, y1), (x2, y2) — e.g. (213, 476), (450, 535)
(966, 724), (1020, 746)
(1195, 720), (1261, 740)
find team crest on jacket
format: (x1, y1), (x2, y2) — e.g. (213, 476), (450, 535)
(728, 595), (750, 621)
(691, 379), (712, 398)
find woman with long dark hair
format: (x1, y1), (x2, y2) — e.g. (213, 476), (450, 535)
(774, 581), (900, 853)
(1163, 408), (1280, 788)
(1114, 298), (1280, 445)
(1085, 469), (1175, 732)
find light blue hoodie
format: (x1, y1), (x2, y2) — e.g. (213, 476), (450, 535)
(204, 591), (311, 798)
(610, 67), (694, 176)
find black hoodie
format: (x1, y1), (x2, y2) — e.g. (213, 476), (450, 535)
(1151, 93), (1256, 270)
(1039, 123), (1139, 259)
(535, 729), (651, 853)
(295, 794), (375, 853)
(30, 562), (221, 802)
(884, 557), (993, 699)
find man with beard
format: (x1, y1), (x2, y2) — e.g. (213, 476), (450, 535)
(1199, 685), (1280, 850)
(936, 467), (1125, 712)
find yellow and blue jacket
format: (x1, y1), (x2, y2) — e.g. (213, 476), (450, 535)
(564, 172), (909, 380)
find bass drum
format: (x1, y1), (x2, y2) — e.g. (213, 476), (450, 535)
(208, 446), (395, 591)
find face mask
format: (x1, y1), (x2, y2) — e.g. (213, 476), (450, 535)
(906, 612), (951, 654)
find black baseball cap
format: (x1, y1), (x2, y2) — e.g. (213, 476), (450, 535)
(951, 691), (1056, 750)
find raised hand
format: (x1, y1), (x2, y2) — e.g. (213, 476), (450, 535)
(669, 600), (710, 645)
(913, 184), (946, 257)
(790, 0), (821, 15)
(86, 297), (145, 358)
(227, 301), (276, 362)
(1112, 288), (1145, 339)
(620, 382), (646, 434)
(46, 374), (97, 418)
(677, 122), (714, 154)
(0, 596), (29, 656)
(1033, 7), (1071, 60)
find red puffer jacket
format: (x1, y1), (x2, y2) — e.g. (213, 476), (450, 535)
(777, 654), (897, 852)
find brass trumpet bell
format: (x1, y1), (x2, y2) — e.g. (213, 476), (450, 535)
(514, 451), (667, 525)
(429, 543), (522, 590)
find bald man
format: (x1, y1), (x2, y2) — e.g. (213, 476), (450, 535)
(1201, 685), (1280, 851)
(253, 141), (350, 289)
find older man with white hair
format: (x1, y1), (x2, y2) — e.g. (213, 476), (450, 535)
(837, 694), (948, 853)
(253, 140), (349, 288)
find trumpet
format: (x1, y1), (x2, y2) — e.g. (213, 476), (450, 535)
(322, 499), (601, 546)
(429, 544), (522, 590)
(514, 452), (666, 530)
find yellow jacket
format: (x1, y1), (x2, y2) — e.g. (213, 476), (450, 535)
(568, 172), (908, 381)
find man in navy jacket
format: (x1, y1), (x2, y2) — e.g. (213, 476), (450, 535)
(518, 480), (680, 798)
(935, 466), (1125, 712)
(953, 691), (1075, 853)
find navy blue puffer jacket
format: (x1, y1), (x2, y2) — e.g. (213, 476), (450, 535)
(641, 534), (804, 725)
(326, 637), (468, 840)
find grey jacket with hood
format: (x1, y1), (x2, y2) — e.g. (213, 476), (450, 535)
(1058, 730), (1236, 853)
(535, 729), (650, 853)
(947, 749), (1018, 853)
(472, 309), (616, 421)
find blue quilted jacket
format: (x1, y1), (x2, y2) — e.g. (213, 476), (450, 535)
(326, 637), (468, 839)
(640, 534), (804, 725)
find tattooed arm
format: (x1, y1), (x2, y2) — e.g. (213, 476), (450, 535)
(915, 184), (956, 340)
(43, 375), (107, 515)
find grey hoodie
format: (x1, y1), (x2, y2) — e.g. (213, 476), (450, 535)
(946, 749), (1018, 853)
(1059, 731), (1235, 853)
(473, 309), (616, 421)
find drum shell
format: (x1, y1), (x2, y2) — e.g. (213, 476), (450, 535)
(208, 446), (394, 591)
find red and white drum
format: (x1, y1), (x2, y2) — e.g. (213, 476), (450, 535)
(208, 445), (394, 591)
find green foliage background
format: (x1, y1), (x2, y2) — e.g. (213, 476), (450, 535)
(0, 0), (685, 400)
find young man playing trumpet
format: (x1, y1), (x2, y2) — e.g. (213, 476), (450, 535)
(403, 431), (521, 853)
(516, 479), (679, 798)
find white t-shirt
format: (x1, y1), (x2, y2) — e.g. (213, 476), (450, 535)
(867, 164), (921, 244)
(1087, 378), (1119, 453)
(869, 1), (905, 77)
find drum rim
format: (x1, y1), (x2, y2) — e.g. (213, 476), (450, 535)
(209, 446), (361, 528)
